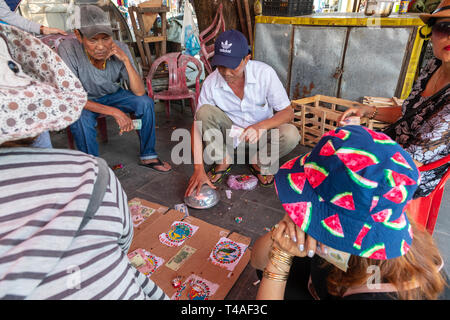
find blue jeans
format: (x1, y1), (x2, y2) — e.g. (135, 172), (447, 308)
(31, 131), (53, 149)
(70, 88), (158, 160)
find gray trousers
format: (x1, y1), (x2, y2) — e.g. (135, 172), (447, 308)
(196, 104), (300, 175)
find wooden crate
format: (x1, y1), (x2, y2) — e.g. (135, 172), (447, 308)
(362, 96), (404, 108)
(292, 95), (390, 148)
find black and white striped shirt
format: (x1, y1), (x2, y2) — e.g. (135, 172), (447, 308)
(0, 148), (168, 300)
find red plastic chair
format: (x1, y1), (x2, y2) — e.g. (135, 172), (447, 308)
(406, 154), (450, 235)
(146, 52), (203, 118)
(198, 3), (225, 75)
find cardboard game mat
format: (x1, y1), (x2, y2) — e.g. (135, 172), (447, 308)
(128, 198), (251, 300)
(128, 199), (168, 228)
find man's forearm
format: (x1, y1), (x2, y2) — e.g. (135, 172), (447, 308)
(258, 105), (294, 130)
(84, 100), (119, 116)
(123, 59), (146, 96)
(191, 121), (205, 170)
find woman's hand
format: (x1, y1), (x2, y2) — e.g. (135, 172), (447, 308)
(338, 105), (374, 126)
(272, 214), (328, 258)
(254, 214), (329, 300)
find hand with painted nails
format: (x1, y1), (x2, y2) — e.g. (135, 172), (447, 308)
(273, 214), (328, 258)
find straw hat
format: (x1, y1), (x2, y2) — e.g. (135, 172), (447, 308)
(420, 0), (450, 25)
(0, 25), (86, 145)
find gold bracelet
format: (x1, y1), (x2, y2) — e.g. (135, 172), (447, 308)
(268, 246), (293, 274)
(263, 269), (289, 282)
(269, 251), (292, 267)
(269, 256), (290, 274)
(272, 246), (294, 259)
(270, 246), (293, 265)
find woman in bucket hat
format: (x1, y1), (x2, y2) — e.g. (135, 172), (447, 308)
(0, 25), (167, 300)
(340, 0), (450, 199)
(251, 125), (448, 300)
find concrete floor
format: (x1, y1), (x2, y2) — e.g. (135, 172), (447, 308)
(50, 101), (449, 299)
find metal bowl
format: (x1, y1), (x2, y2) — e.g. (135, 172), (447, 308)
(184, 185), (220, 209)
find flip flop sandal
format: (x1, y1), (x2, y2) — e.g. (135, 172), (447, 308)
(139, 158), (172, 174)
(248, 164), (274, 188)
(207, 164), (232, 185)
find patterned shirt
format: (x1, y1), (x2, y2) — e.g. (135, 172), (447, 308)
(0, 148), (168, 300)
(384, 58), (450, 198)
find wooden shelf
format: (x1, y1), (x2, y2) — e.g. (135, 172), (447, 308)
(128, 5), (168, 76)
(138, 7), (169, 13)
(144, 36), (166, 43)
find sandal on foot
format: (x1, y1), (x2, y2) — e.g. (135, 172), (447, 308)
(207, 165), (232, 185)
(139, 158), (172, 174)
(248, 164), (274, 187)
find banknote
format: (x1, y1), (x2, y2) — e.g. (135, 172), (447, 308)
(166, 245), (197, 271)
(316, 246), (350, 272)
(133, 119), (142, 130)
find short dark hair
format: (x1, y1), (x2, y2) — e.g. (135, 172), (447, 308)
(427, 17), (437, 27)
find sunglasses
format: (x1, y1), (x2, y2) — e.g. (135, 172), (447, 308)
(432, 21), (450, 37)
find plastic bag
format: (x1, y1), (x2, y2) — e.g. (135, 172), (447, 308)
(227, 175), (258, 190)
(181, 1), (200, 56)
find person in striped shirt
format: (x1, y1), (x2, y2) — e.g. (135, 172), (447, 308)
(0, 24), (168, 300)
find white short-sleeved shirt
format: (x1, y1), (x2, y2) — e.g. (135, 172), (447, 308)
(197, 60), (291, 128)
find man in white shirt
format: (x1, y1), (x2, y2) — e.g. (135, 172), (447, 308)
(185, 30), (300, 196)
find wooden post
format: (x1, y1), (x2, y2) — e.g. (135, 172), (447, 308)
(236, 0), (248, 41)
(300, 105), (306, 146)
(243, 0), (253, 47)
(129, 7), (148, 70)
(161, 11), (167, 56)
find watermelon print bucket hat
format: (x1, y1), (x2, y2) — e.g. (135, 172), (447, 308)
(274, 125), (420, 260)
